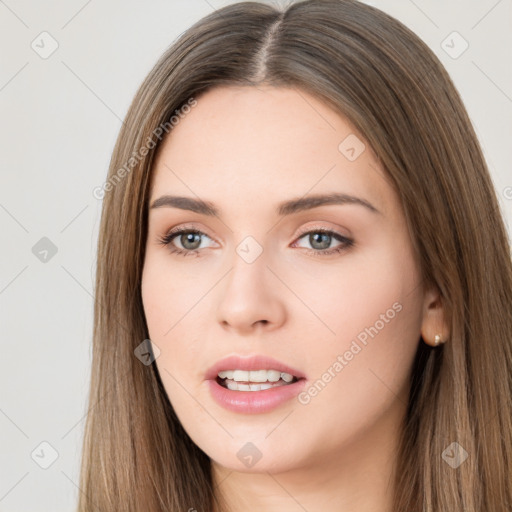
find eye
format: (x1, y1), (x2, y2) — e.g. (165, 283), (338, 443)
(157, 226), (354, 257)
(156, 225), (215, 257)
(292, 228), (354, 257)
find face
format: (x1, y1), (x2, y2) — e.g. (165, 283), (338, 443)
(141, 85), (427, 476)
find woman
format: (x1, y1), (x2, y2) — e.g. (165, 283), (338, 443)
(78, 1), (512, 510)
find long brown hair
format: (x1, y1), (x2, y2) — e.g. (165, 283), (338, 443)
(78, 1), (512, 510)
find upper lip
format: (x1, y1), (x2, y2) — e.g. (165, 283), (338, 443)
(205, 354), (306, 381)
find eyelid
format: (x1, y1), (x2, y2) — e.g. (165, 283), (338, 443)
(165, 222), (217, 240)
(293, 221), (351, 239)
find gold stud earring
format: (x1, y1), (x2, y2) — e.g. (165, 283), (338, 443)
(434, 334), (445, 346)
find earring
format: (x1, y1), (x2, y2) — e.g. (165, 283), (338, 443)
(434, 334), (445, 346)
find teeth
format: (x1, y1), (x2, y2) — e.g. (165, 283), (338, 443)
(217, 369), (296, 383)
(225, 380), (287, 392)
(217, 369), (299, 392)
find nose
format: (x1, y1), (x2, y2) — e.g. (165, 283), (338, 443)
(216, 248), (287, 334)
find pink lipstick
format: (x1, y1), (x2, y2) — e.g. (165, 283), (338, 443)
(205, 354), (307, 414)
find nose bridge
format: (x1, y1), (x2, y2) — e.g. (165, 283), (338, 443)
(216, 235), (286, 331)
(225, 234), (270, 297)
(235, 234), (266, 267)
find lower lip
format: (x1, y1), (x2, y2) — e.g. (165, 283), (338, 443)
(207, 378), (307, 414)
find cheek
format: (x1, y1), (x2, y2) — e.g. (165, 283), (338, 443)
(141, 257), (209, 401)
(141, 252), (203, 339)
(285, 237), (421, 343)
(294, 240), (423, 431)
(141, 269), (172, 336)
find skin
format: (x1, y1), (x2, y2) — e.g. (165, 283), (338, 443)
(141, 85), (449, 512)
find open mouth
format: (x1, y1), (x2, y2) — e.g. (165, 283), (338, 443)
(216, 371), (301, 392)
(207, 366), (307, 413)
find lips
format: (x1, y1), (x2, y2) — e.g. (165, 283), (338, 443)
(205, 354), (306, 382)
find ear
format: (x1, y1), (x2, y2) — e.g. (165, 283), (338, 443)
(420, 284), (450, 347)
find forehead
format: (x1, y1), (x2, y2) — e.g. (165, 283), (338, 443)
(149, 86), (392, 219)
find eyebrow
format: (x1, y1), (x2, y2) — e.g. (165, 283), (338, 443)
(149, 192), (381, 217)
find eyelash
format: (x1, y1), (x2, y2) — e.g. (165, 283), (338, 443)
(156, 225), (354, 258)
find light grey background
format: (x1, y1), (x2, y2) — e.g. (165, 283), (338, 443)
(0, 0), (510, 510)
